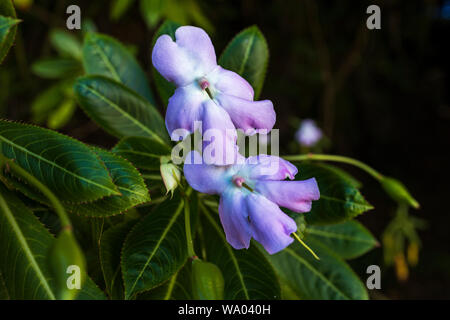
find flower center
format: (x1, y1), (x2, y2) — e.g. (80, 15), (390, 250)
(232, 176), (254, 192)
(198, 78), (214, 99)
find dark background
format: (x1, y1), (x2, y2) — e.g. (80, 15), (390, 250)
(2, 0), (449, 299)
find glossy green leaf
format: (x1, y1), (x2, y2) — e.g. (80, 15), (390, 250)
(265, 238), (368, 300)
(49, 29), (82, 60)
(219, 26), (269, 99)
(137, 262), (193, 300)
(0, 120), (120, 202)
(65, 148), (150, 217)
(151, 20), (180, 106)
(32, 58), (81, 79)
(110, 0), (135, 21)
(305, 221), (378, 259)
(121, 191), (197, 299)
(0, 185), (105, 300)
(100, 220), (137, 299)
(200, 205), (281, 299)
(112, 136), (171, 170)
(296, 162), (373, 225)
(82, 32), (155, 104)
(0, 1), (19, 63)
(74, 75), (168, 144)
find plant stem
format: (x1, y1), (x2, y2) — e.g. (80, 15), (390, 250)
(183, 188), (196, 258)
(0, 155), (71, 228)
(283, 153), (384, 181)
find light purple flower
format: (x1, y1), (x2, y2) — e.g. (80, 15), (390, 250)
(152, 26), (276, 142)
(184, 152), (320, 254)
(295, 119), (323, 147)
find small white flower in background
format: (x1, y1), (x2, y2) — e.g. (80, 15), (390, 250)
(295, 119), (323, 147)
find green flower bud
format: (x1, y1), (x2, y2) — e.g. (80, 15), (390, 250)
(380, 176), (419, 209)
(160, 162), (181, 196)
(192, 259), (224, 300)
(48, 228), (86, 300)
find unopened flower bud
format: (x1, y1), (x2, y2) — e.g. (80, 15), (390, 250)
(191, 258), (224, 300)
(160, 161), (181, 196)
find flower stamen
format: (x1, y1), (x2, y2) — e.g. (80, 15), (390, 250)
(233, 176), (254, 192)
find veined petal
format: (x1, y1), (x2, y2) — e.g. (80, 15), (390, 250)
(255, 178), (320, 213)
(202, 100), (239, 165)
(246, 194), (297, 254)
(219, 189), (252, 250)
(208, 66), (254, 100)
(166, 84), (206, 139)
(152, 26), (217, 86)
(215, 94), (276, 134)
(244, 155), (298, 181)
(183, 151), (229, 194)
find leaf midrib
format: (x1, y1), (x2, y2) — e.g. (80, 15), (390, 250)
(0, 193), (56, 300)
(125, 199), (185, 299)
(0, 134), (119, 196)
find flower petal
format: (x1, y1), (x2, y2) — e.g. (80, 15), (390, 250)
(255, 178), (320, 213)
(165, 84), (206, 139)
(246, 194), (297, 254)
(183, 151), (229, 194)
(152, 26), (217, 86)
(201, 100), (239, 165)
(244, 155), (298, 180)
(219, 189), (252, 250)
(215, 94), (276, 134)
(208, 66), (254, 100)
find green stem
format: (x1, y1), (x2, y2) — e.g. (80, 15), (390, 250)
(183, 188), (196, 258)
(0, 155), (71, 228)
(283, 153), (384, 181)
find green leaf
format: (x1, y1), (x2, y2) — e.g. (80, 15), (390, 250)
(82, 32), (155, 104)
(296, 162), (373, 225)
(0, 120), (120, 203)
(140, 0), (165, 28)
(49, 29), (82, 61)
(200, 205), (281, 299)
(121, 191), (197, 299)
(151, 20), (180, 106)
(31, 81), (68, 124)
(110, 0), (135, 21)
(112, 136), (171, 170)
(47, 99), (76, 129)
(74, 75), (168, 144)
(31, 58), (81, 79)
(137, 262), (193, 300)
(219, 26), (269, 99)
(0, 1), (19, 63)
(65, 148), (150, 217)
(265, 238), (368, 300)
(0, 184), (106, 300)
(305, 221), (378, 259)
(380, 176), (419, 209)
(100, 220), (137, 299)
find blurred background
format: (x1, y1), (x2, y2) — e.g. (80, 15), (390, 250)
(2, 0), (449, 299)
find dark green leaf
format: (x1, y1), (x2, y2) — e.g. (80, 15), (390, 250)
(74, 75), (168, 144)
(265, 238), (368, 300)
(0, 184), (105, 300)
(49, 29), (82, 60)
(121, 191), (197, 299)
(305, 221), (378, 259)
(296, 162), (373, 225)
(83, 32), (155, 104)
(100, 220), (137, 299)
(65, 148), (150, 217)
(112, 136), (171, 170)
(151, 20), (180, 106)
(32, 58), (81, 79)
(0, 1), (19, 63)
(200, 205), (281, 299)
(0, 120), (120, 202)
(219, 26), (269, 99)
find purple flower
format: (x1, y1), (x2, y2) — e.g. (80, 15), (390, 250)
(184, 152), (320, 254)
(295, 119), (323, 147)
(152, 26), (276, 142)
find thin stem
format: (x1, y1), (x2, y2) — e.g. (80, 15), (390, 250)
(283, 153), (383, 181)
(292, 232), (320, 260)
(0, 155), (71, 228)
(183, 188), (196, 258)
